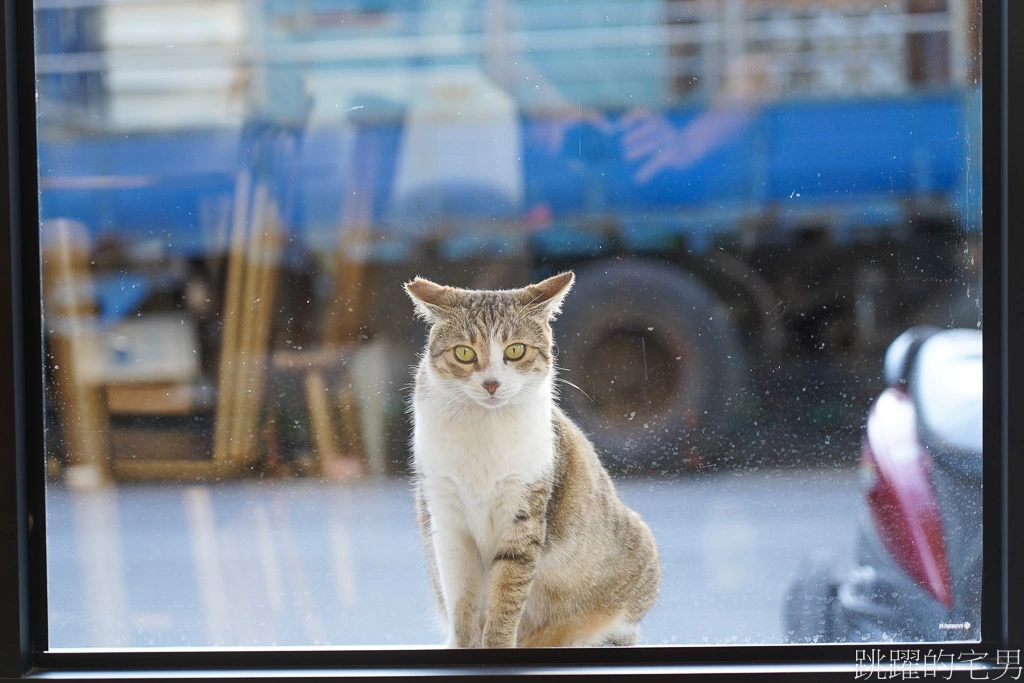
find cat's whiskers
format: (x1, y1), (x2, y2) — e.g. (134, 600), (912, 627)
(554, 376), (594, 404)
(432, 383), (474, 420)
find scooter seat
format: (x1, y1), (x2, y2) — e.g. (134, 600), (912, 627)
(909, 329), (983, 474)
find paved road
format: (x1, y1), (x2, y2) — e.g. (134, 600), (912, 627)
(45, 467), (860, 649)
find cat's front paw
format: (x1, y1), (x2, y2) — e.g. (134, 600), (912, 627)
(481, 623), (517, 648)
(448, 599), (483, 647)
(446, 631), (482, 648)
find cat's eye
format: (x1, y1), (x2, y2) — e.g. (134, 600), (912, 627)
(453, 345), (477, 363)
(504, 343), (527, 361)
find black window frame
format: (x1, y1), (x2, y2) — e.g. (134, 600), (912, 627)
(1, 1), (1020, 680)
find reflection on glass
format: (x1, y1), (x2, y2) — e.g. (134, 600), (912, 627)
(37, 0), (982, 648)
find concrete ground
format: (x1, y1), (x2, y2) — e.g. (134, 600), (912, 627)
(44, 466), (860, 649)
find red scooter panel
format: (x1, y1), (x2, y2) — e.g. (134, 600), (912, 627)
(862, 388), (953, 609)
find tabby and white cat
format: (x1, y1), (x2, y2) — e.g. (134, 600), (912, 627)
(405, 272), (660, 648)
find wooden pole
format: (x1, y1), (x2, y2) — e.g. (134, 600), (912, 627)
(305, 371), (339, 467)
(42, 219), (112, 488)
(212, 169), (253, 466)
(235, 199), (282, 466)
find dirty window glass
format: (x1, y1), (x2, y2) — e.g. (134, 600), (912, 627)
(38, 0), (982, 648)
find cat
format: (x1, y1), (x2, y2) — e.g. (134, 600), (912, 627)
(404, 272), (660, 648)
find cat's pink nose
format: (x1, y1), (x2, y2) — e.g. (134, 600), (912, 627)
(482, 379), (501, 395)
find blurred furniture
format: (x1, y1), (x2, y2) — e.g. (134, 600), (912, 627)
(43, 177), (284, 481)
(263, 108), (409, 480)
(43, 219), (113, 488)
(113, 176), (285, 480)
(44, 75), (392, 481)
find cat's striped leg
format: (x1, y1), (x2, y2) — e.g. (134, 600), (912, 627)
(482, 484), (549, 648)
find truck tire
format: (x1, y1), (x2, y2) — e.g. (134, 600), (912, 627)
(555, 258), (742, 471)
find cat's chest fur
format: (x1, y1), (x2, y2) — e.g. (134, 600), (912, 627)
(413, 379), (554, 552)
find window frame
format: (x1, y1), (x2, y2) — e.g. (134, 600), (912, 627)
(0, 0), (1019, 680)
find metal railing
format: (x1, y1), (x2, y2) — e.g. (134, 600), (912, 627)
(34, 0), (970, 131)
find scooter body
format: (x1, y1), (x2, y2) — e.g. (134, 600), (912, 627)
(784, 327), (982, 643)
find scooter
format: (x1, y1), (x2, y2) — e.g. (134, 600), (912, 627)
(784, 326), (983, 643)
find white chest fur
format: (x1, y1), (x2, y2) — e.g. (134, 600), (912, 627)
(413, 379), (554, 557)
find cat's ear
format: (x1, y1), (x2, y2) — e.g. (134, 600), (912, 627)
(524, 271), (574, 319)
(404, 277), (452, 322)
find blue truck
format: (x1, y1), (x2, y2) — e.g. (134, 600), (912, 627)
(36, 87), (981, 468)
(34, 0), (982, 468)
